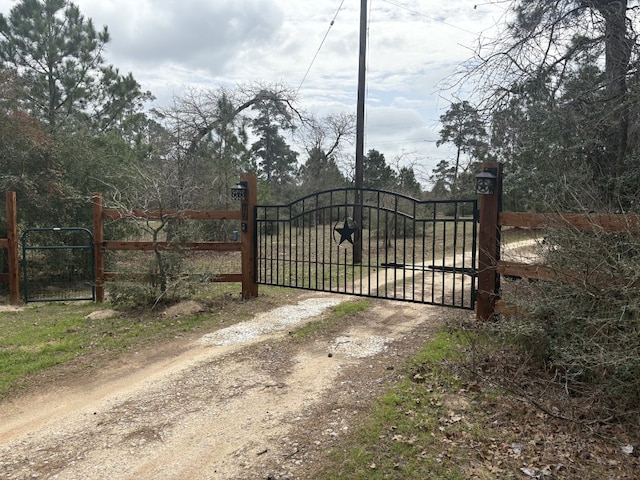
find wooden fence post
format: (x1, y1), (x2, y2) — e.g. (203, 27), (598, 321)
(476, 162), (503, 321)
(6, 192), (19, 305)
(240, 173), (258, 299)
(93, 193), (105, 302)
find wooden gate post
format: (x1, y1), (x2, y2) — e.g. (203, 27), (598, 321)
(476, 162), (503, 321)
(240, 173), (258, 299)
(93, 193), (105, 302)
(6, 192), (20, 305)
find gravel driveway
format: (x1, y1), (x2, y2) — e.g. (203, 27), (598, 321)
(0, 294), (456, 479)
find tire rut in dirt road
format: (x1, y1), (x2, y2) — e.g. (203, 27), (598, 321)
(0, 296), (452, 479)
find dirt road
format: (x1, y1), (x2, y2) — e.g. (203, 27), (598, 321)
(0, 295), (458, 479)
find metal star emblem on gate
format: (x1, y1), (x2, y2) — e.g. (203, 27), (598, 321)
(333, 217), (359, 246)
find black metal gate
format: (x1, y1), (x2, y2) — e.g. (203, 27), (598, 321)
(21, 227), (95, 303)
(255, 189), (477, 309)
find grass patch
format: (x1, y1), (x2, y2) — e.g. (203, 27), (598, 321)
(290, 299), (371, 340)
(0, 285), (295, 399)
(0, 303), (96, 396)
(317, 329), (472, 479)
(331, 299), (370, 317)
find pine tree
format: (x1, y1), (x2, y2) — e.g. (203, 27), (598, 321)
(0, 0), (150, 132)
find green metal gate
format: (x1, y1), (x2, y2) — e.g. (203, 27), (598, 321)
(21, 227), (95, 303)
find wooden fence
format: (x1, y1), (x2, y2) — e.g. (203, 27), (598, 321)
(0, 192), (20, 304)
(92, 173), (258, 302)
(475, 162), (640, 319)
(3, 165), (636, 316)
(493, 211), (640, 316)
(0, 174), (258, 305)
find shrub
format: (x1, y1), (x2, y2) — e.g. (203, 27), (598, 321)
(498, 224), (640, 419)
(107, 249), (206, 309)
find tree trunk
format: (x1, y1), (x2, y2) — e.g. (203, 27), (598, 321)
(152, 230), (167, 293)
(595, 0), (632, 188)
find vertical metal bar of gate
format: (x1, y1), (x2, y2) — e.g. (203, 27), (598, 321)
(254, 189), (478, 310)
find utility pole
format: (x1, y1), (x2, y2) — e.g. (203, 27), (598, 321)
(354, 0), (367, 264)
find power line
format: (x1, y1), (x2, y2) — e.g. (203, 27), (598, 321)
(297, 0), (504, 94)
(297, 0), (346, 93)
(378, 0), (479, 35)
(372, 138), (439, 147)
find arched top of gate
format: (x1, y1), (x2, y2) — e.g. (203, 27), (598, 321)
(21, 227), (94, 247)
(256, 188), (476, 221)
(258, 187), (476, 208)
(258, 187), (477, 208)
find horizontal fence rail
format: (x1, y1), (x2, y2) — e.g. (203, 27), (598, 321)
(500, 212), (640, 232)
(495, 210), (640, 315)
(92, 176), (258, 302)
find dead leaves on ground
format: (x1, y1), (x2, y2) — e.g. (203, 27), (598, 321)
(404, 364), (640, 478)
(450, 383), (640, 479)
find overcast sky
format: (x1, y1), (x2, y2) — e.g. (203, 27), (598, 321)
(0, 0), (508, 181)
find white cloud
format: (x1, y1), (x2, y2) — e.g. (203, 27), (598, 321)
(85, 0), (284, 74)
(0, 0), (505, 174)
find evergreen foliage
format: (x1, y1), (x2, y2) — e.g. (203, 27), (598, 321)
(0, 0), (151, 133)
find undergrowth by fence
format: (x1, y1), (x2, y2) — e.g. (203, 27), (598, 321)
(0, 175), (258, 304)
(91, 174), (258, 303)
(494, 211), (640, 314)
(490, 206), (640, 419)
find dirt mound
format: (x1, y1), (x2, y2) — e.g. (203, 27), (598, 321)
(161, 300), (206, 318)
